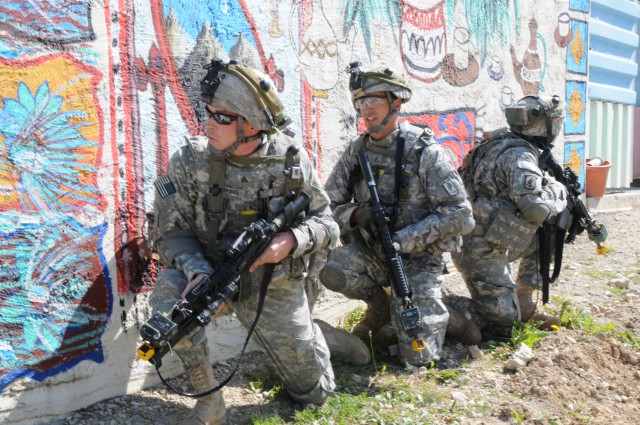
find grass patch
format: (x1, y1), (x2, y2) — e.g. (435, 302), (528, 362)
(286, 365), (470, 424)
(550, 299), (616, 336)
(250, 413), (287, 425)
(616, 330), (640, 350)
(582, 268), (618, 281)
(605, 286), (626, 297)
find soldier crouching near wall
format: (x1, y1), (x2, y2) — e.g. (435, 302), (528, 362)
(449, 95), (569, 341)
(147, 59), (369, 425)
(319, 63), (478, 367)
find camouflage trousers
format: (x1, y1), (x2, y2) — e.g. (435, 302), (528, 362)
(451, 234), (541, 327)
(320, 241), (448, 366)
(149, 267), (335, 405)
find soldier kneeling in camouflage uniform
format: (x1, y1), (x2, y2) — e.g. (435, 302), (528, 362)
(320, 63), (477, 367)
(450, 95), (569, 338)
(149, 59), (368, 425)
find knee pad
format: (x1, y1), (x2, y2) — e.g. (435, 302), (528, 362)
(319, 261), (348, 293)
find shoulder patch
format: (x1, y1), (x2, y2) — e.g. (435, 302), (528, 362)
(443, 180), (459, 196)
(155, 175), (176, 198)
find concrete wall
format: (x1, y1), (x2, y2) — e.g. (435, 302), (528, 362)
(0, 1), (589, 423)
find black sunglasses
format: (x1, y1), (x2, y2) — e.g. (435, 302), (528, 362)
(205, 107), (238, 125)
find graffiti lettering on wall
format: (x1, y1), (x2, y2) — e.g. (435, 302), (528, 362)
(0, 55), (109, 391)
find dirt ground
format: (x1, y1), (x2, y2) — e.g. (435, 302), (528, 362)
(56, 207), (640, 425)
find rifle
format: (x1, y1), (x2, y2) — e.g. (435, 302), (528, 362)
(537, 150), (608, 303)
(357, 148), (426, 352)
(543, 152), (607, 249)
(137, 192), (311, 367)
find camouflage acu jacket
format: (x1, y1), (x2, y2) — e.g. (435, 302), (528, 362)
(324, 123), (473, 255)
(153, 132), (339, 280)
(462, 135), (546, 229)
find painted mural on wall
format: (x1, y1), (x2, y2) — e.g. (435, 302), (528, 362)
(0, 0), (589, 408)
(0, 51), (109, 389)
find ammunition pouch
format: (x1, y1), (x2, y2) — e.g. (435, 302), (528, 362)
(485, 208), (539, 255)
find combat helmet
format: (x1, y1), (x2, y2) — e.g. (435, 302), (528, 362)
(346, 62), (411, 133)
(347, 62), (412, 107)
(505, 95), (564, 148)
(200, 58), (291, 152)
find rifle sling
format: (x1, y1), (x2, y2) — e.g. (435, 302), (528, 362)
(155, 263), (277, 398)
(393, 123), (407, 230)
(537, 222), (552, 304)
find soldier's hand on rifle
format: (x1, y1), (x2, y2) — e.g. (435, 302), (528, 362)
(353, 206), (378, 242)
(249, 230), (296, 272)
(181, 273), (209, 300)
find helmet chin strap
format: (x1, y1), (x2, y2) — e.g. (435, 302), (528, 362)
(221, 116), (262, 155)
(367, 93), (398, 134)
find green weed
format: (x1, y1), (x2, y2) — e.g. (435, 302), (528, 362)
(510, 321), (548, 348)
(551, 299), (616, 336)
(249, 366), (285, 400)
(582, 268), (618, 281)
(341, 305), (366, 332)
(616, 330), (640, 350)
(514, 409), (527, 423)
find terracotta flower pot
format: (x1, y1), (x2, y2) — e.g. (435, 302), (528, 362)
(585, 157), (611, 198)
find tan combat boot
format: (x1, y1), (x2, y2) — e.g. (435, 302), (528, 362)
(445, 305), (482, 346)
(179, 363), (226, 425)
(314, 319), (372, 366)
(352, 288), (391, 339)
(516, 285), (561, 330)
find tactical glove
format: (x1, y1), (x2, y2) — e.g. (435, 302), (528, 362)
(357, 207), (378, 243)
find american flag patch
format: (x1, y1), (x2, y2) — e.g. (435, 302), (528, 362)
(155, 175), (176, 198)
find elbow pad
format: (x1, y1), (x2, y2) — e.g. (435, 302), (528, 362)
(517, 195), (551, 224)
(460, 216), (476, 235)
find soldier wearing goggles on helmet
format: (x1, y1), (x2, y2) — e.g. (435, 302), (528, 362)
(319, 62), (477, 367)
(147, 59), (369, 425)
(448, 95), (569, 340)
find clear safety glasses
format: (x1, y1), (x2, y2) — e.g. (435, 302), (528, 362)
(354, 95), (388, 110)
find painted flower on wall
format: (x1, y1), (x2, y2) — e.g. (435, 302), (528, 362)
(0, 81), (102, 214)
(0, 217), (111, 390)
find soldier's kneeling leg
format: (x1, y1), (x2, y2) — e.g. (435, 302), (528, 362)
(468, 279), (519, 327)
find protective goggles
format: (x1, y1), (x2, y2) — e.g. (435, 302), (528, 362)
(205, 107), (238, 125)
(354, 95), (388, 110)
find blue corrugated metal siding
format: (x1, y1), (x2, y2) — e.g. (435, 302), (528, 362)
(587, 0), (639, 188)
(587, 100), (634, 189)
(588, 0), (640, 104)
